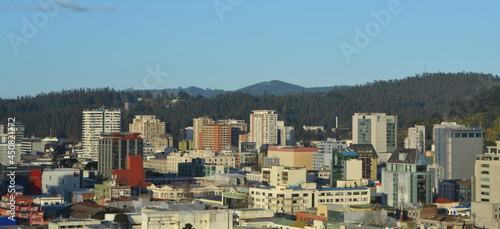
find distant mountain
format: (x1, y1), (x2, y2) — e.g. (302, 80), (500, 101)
(148, 86), (226, 98)
(143, 80), (347, 97)
(236, 80), (350, 96)
(236, 80), (305, 96)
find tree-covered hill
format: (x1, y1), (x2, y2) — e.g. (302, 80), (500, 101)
(0, 72), (497, 142)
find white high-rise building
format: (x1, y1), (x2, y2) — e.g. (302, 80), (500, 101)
(193, 116), (214, 150)
(404, 125), (426, 154)
(352, 113), (397, 154)
(250, 110), (278, 149)
(82, 108), (121, 161)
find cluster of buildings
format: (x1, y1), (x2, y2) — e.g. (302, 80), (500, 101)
(0, 109), (497, 228)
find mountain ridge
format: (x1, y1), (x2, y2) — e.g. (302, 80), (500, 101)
(143, 80), (350, 97)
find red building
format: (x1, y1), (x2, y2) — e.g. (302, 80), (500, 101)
(29, 169), (42, 195)
(0, 194), (47, 226)
(110, 155), (147, 189)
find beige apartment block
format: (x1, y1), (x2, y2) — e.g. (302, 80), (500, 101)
(267, 146), (318, 170)
(249, 184), (370, 213)
(147, 184), (237, 200)
(143, 158), (168, 174)
(261, 166), (306, 187)
(474, 143), (500, 203)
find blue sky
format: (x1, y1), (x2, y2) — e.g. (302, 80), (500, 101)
(1, 0), (499, 98)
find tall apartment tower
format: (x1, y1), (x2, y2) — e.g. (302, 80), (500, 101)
(97, 132), (143, 178)
(82, 108), (121, 161)
(277, 121), (295, 146)
(433, 122), (483, 180)
(193, 116), (214, 150)
(352, 113), (397, 154)
(218, 119), (247, 147)
(129, 115), (166, 150)
(199, 124), (231, 151)
(404, 125), (426, 154)
(250, 110), (278, 150)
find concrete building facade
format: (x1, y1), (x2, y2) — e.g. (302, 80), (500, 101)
(199, 123), (231, 151)
(261, 166), (306, 187)
(128, 115), (166, 151)
(432, 122), (483, 180)
(404, 125), (426, 154)
(474, 149), (500, 203)
(277, 121), (295, 146)
(349, 144), (378, 180)
(97, 132), (143, 178)
(382, 149), (432, 206)
(267, 146), (318, 170)
(250, 110), (278, 150)
(193, 116), (214, 150)
(42, 168), (83, 195)
(218, 119), (247, 147)
(352, 113), (397, 154)
(249, 185), (370, 213)
(82, 108), (121, 161)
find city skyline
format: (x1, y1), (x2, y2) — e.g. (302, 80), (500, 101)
(1, 1), (500, 98)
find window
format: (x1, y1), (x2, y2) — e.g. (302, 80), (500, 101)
(482, 164), (490, 168)
(481, 171), (490, 174)
(481, 185), (490, 188)
(462, 133), (468, 138)
(476, 133), (482, 138)
(469, 133), (475, 138)
(481, 178), (490, 182)
(303, 193), (308, 197)
(481, 192), (490, 195)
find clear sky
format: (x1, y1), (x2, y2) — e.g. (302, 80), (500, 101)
(1, 0), (499, 99)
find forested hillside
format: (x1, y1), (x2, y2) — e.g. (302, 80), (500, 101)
(0, 72), (497, 142)
(449, 85), (500, 145)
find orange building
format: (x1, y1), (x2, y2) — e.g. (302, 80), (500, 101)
(296, 213), (327, 223)
(0, 194), (47, 226)
(199, 124), (231, 151)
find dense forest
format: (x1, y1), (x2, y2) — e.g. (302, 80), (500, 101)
(448, 85), (500, 145)
(0, 72), (498, 143)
